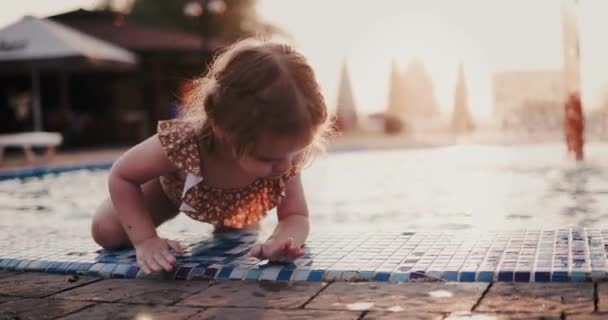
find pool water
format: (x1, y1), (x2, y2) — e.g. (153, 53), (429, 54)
(2, 143), (608, 239)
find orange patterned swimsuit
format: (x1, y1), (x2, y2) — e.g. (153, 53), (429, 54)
(157, 119), (297, 229)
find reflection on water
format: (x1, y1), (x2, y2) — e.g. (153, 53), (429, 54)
(2, 143), (608, 235)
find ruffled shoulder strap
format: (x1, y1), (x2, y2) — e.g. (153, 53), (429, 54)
(157, 119), (202, 176)
(281, 166), (300, 182)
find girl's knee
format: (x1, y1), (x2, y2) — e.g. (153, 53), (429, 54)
(91, 213), (130, 250)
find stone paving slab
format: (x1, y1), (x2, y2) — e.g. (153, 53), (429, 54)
(595, 283), (608, 312)
(0, 295), (16, 304)
(363, 311), (445, 319)
(569, 313), (608, 319)
(0, 273), (100, 298)
(53, 279), (207, 305)
(56, 303), (202, 320)
(0, 298), (94, 320)
(443, 311), (562, 319)
(178, 281), (327, 309)
(306, 282), (487, 313)
(475, 283), (594, 315)
(191, 308), (361, 320)
(0, 272), (18, 280)
(0, 272), (599, 319)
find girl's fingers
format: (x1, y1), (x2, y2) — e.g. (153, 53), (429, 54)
(283, 238), (294, 250)
(167, 240), (185, 255)
(272, 254), (289, 263)
(249, 244), (263, 259)
(288, 248), (304, 260)
(161, 250), (177, 266)
(146, 257), (164, 273)
(153, 253), (174, 272)
(141, 265), (151, 275)
(136, 258), (151, 274)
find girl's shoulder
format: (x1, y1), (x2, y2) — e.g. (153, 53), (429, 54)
(156, 119), (202, 176)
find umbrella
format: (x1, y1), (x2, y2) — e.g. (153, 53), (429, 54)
(0, 16), (138, 131)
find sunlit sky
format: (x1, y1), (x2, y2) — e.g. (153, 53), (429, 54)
(2, 0), (608, 122)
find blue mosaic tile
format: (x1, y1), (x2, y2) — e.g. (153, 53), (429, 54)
(228, 267), (249, 280)
(514, 272), (531, 282)
(216, 267), (233, 280)
(0, 163), (112, 181)
(14, 260), (33, 271)
(358, 271), (374, 280)
(373, 272), (391, 282)
(571, 271), (588, 282)
(45, 262), (63, 274)
(459, 272), (476, 282)
(75, 263), (94, 275)
(552, 271), (569, 282)
(246, 268), (263, 281)
(126, 266), (140, 279)
(534, 271), (551, 282)
(442, 271), (458, 281)
(111, 264), (132, 279)
(409, 271), (428, 280)
(0, 259), (15, 270)
(477, 272), (494, 282)
(86, 263), (106, 277)
(307, 270), (324, 282)
(188, 266), (207, 280)
(1, 259), (20, 271)
(498, 271), (514, 282)
(292, 270), (311, 281)
(277, 269), (293, 281)
(27, 260), (52, 272)
(203, 267), (219, 279)
(389, 272), (409, 283)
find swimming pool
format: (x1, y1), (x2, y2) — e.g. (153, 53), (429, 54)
(3, 143), (608, 282)
(2, 143), (608, 235)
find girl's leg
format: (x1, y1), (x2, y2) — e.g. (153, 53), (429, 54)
(91, 178), (179, 250)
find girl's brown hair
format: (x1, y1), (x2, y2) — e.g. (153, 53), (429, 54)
(180, 38), (332, 168)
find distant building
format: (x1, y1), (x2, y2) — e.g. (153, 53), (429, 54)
(334, 60), (358, 132)
(492, 70), (565, 130)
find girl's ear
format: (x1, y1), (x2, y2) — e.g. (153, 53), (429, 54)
(211, 123), (225, 140)
(211, 124), (240, 159)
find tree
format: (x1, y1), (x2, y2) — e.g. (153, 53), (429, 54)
(386, 58), (405, 116)
(450, 62), (474, 134)
(334, 60), (358, 132)
(384, 58), (407, 134)
(107, 0), (284, 42)
(402, 57), (440, 119)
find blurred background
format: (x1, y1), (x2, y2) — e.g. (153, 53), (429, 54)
(2, 0), (608, 147)
(2, 0), (608, 232)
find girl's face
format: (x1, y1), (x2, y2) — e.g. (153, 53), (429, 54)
(238, 130), (313, 179)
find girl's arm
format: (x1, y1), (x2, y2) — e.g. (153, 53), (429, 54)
(108, 134), (183, 273)
(109, 134), (178, 244)
(249, 174), (310, 262)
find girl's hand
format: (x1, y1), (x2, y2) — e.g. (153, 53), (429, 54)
(249, 237), (304, 263)
(134, 236), (185, 274)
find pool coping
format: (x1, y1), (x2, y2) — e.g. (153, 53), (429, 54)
(0, 162), (113, 181)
